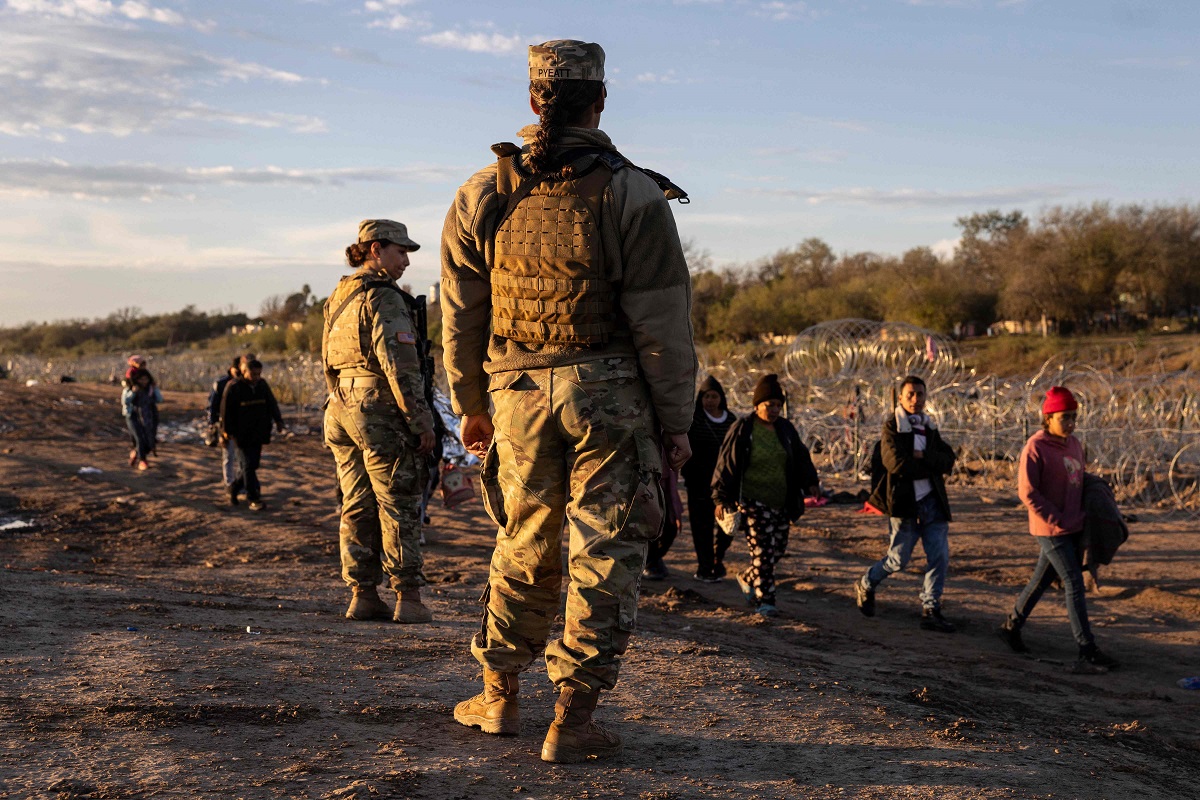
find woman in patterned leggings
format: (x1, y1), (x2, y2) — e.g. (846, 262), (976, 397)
(712, 374), (819, 616)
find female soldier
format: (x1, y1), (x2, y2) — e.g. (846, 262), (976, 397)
(323, 220), (436, 624)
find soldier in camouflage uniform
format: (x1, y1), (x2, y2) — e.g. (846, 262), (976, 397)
(324, 219), (437, 624)
(441, 41), (697, 763)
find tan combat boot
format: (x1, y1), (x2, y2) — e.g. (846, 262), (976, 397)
(345, 586), (390, 621)
(453, 668), (520, 736)
(393, 588), (433, 624)
(540, 686), (623, 764)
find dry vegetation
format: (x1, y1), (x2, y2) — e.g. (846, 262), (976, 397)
(1, 382), (1198, 799)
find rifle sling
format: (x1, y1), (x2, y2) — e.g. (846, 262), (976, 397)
(325, 279), (398, 331)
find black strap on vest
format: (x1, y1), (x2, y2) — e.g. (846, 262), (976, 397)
(490, 141), (689, 213)
(324, 278), (399, 331)
(494, 146), (617, 230)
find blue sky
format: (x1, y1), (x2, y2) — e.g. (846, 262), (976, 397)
(1, 0), (1195, 325)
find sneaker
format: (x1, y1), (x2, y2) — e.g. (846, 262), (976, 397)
(1079, 644), (1119, 671)
(712, 561), (727, 579)
(129, 449), (138, 467)
(736, 573), (755, 606)
(756, 603), (778, 617)
(854, 581), (875, 617)
(248, 500), (265, 512)
(920, 607), (956, 633)
(996, 619), (1030, 654)
(1069, 658), (1110, 675)
(693, 571), (721, 583)
(137, 460), (150, 471)
(642, 558), (669, 581)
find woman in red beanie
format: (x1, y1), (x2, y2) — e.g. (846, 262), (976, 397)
(997, 386), (1119, 673)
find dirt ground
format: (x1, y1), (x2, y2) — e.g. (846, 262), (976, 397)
(1, 382), (1198, 800)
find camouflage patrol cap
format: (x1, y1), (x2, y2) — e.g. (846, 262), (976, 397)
(528, 40), (605, 82)
(357, 219), (420, 251)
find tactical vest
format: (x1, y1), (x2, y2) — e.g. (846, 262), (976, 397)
(324, 273), (392, 372)
(490, 144), (624, 346)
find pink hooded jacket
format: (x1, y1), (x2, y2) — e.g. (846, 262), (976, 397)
(1018, 430), (1086, 537)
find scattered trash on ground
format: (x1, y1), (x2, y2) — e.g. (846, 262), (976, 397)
(157, 419), (208, 444)
(1178, 677), (1200, 690)
(0, 517), (34, 531)
(78, 466), (103, 475)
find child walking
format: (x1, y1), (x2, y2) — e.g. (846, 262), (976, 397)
(121, 367), (161, 471)
(997, 387), (1119, 674)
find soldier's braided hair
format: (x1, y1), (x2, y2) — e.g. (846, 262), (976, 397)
(527, 79), (605, 175)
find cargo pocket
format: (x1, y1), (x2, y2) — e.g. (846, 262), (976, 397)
(616, 432), (665, 542)
(480, 443), (508, 530)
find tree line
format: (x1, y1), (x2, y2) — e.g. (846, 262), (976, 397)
(690, 202), (1200, 342)
(5, 201), (1199, 357)
(0, 305), (252, 356)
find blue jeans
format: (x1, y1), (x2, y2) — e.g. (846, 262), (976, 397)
(221, 438), (238, 486)
(862, 493), (949, 610)
(1011, 532), (1093, 647)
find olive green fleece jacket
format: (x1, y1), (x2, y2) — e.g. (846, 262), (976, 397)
(440, 125), (698, 434)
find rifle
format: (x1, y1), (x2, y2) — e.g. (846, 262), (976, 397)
(411, 294), (448, 462)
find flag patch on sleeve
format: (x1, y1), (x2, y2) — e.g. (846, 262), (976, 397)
(395, 332), (416, 345)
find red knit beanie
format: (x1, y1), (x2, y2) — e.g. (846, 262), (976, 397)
(1042, 386), (1078, 415)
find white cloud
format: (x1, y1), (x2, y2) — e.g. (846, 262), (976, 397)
(117, 0), (184, 25)
(734, 184), (1073, 207)
(4, 0), (211, 29)
(0, 16), (322, 139)
(363, 0), (416, 8)
(211, 57), (307, 84)
(370, 13), (418, 30)
(635, 70), (680, 84)
(931, 237), (960, 259)
(754, 2), (820, 21)
(361, 0), (430, 31)
(419, 30), (527, 55)
(0, 159), (464, 200)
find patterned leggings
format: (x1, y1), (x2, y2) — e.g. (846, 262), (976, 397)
(739, 500), (790, 605)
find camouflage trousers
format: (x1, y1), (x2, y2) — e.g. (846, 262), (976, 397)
(325, 386), (428, 592)
(474, 359), (665, 692)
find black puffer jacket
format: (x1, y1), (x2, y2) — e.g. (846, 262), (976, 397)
(866, 412), (956, 521)
(711, 415), (819, 522)
(220, 378), (283, 447)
